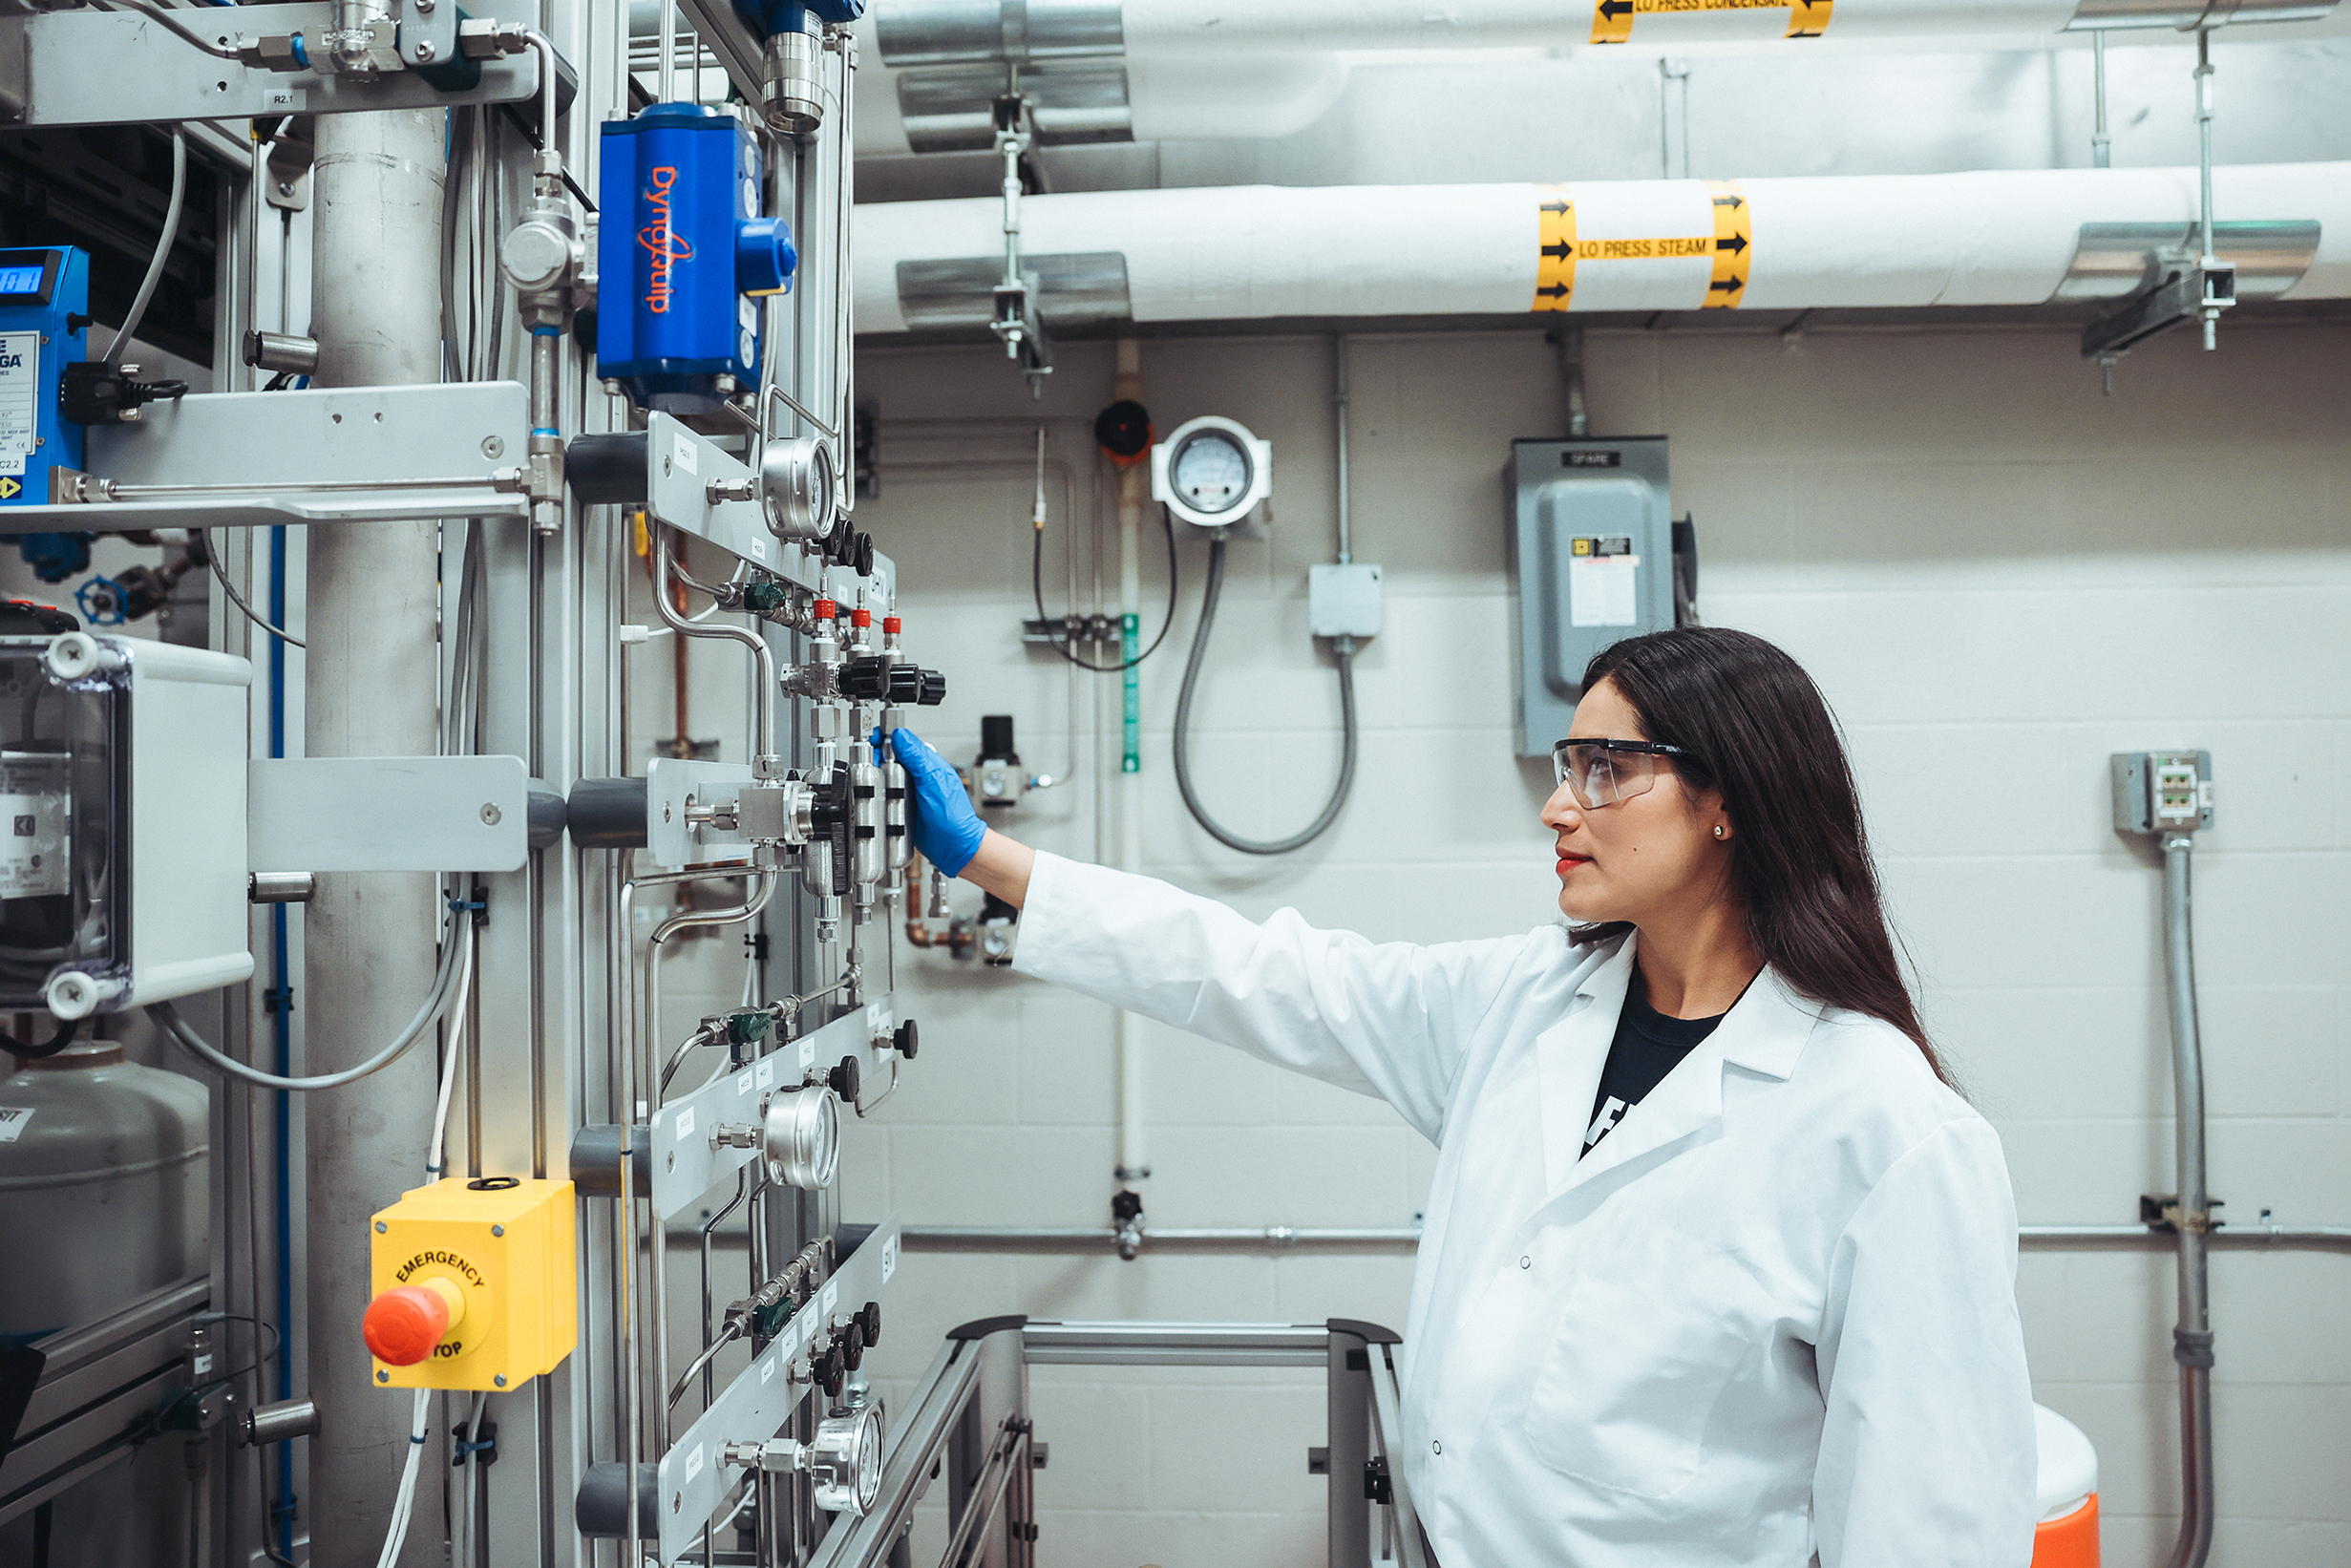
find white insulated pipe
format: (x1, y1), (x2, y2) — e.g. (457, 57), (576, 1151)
(856, 161), (2351, 328)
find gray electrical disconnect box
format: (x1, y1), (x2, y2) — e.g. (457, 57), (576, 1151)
(1507, 436), (1676, 757)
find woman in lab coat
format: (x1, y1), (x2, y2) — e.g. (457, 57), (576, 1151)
(891, 625), (2036, 1568)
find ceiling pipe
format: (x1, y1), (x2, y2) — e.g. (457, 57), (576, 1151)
(855, 161), (2351, 331)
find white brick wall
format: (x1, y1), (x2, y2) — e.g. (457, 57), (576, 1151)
(655, 317), (2351, 1566)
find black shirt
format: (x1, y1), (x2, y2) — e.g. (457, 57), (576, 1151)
(1581, 972), (1727, 1158)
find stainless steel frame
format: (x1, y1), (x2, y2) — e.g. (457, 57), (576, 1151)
(805, 1319), (1428, 1568)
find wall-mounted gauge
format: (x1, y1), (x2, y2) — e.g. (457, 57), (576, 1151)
(1152, 415), (1273, 529)
(762, 1085), (840, 1189)
(762, 434), (837, 540)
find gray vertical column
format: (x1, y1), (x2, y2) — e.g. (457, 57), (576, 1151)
(302, 104), (446, 1568)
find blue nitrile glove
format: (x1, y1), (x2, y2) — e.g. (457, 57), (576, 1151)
(890, 727), (986, 878)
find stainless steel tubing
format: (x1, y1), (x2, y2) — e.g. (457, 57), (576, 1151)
(1021, 1321), (1334, 1367)
(656, 527), (778, 767)
(902, 1225), (1423, 1255)
(2020, 1225), (2351, 1255)
(2161, 837), (2216, 1568)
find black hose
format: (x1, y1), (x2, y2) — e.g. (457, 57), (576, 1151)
(1172, 537), (1357, 856)
(1032, 505), (1179, 673)
(2, 1015), (77, 1061)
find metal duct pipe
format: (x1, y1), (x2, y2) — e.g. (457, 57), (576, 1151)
(303, 105), (447, 1568)
(869, 0), (2340, 62)
(856, 162), (2351, 329)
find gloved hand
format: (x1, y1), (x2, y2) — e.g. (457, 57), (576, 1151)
(889, 727), (986, 878)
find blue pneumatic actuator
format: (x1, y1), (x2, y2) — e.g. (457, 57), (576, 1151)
(597, 104), (797, 413)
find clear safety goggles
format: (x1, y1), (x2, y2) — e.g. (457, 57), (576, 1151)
(1551, 738), (1691, 810)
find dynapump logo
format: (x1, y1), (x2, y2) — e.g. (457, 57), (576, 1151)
(640, 165), (694, 314)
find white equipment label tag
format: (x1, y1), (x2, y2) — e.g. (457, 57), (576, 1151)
(1569, 540), (1640, 628)
(673, 431), (697, 476)
(0, 752), (70, 898)
(0, 331), (36, 476)
(0, 1107), (31, 1142)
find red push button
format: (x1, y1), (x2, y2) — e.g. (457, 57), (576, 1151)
(364, 1279), (463, 1366)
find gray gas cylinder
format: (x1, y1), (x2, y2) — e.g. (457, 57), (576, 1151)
(0, 1038), (210, 1343)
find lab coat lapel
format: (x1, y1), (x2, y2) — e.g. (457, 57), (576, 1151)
(1533, 936), (1635, 1194)
(1562, 961), (1824, 1194)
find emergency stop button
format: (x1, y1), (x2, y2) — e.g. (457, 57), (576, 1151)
(363, 1278), (467, 1365)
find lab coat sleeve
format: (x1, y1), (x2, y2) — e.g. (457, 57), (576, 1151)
(1011, 851), (1534, 1140)
(1811, 1116), (2037, 1568)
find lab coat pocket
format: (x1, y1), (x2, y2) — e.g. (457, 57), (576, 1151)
(1523, 1271), (1755, 1500)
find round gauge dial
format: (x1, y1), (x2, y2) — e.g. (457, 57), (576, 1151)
(1169, 431), (1253, 516)
(810, 1405), (884, 1515)
(762, 1085), (840, 1189)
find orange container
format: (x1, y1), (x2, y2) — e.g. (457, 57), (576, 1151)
(2032, 1494), (2099, 1568)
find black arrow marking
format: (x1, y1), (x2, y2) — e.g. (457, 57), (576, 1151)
(1540, 200), (1572, 215)
(1598, 0), (1633, 18)
(1536, 283), (1572, 300)
(1542, 241), (1575, 261)
(1714, 233), (1747, 255)
(1711, 193), (1745, 210)
(1709, 276), (1744, 294)
(1789, 26), (1823, 36)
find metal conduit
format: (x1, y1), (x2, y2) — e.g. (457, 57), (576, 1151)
(898, 1223), (2351, 1255)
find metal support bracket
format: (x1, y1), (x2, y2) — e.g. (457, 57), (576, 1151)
(0, 382), (531, 535)
(0, 3), (541, 128)
(647, 999), (899, 1220)
(249, 756), (531, 873)
(649, 1216), (901, 1563)
(644, 413), (897, 602)
(2080, 262), (2236, 363)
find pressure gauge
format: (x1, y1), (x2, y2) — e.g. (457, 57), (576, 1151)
(762, 1085), (840, 1189)
(1152, 415), (1273, 529)
(761, 434), (836, 541)
(809, 1405), (884, 1515)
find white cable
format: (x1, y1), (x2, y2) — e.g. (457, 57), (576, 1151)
(108, 127), (186, 368)
(373, 1390), (431, 1568)
(424, 927), (478, 1181)
(148, 908), (467, 1091)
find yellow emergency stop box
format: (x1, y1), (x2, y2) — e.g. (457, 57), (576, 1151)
(367, 1176), (577, 1391)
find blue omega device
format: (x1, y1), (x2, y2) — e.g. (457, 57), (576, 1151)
(596, 105), (797, 413)
(0, 247), (88, 510)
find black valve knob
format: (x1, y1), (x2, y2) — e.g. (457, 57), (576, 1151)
(839, 658), (927, 706)
(827, 1054), (860, 1103)
(1111, 1189), (1144, 1224)
(839, 1328), (864, 1371)
(859, 1301), (882, 1347)
(893, 1020), (918, 1061)
(853, 534), (876, 578)
(916, 670), (946, 707)
(818, 1345), (845, 1398)
(822, 516), (854, 563)
(837, 656), (892, 702)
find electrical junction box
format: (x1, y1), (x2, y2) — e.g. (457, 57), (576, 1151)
(1507, 436), (1674, 758)
(2111, 751), (2214, 836)
(366, 1176), (579, 1391)
(0, 246), (89, 507)
(0, 632), (252, 1022)
(596, 104), (797, 414)
(1308, 563), (1383, 640)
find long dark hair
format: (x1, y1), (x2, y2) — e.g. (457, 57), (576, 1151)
(1574, 627), (1950, 1087)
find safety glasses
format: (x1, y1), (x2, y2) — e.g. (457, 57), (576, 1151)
(1551, 738), (1690, 810)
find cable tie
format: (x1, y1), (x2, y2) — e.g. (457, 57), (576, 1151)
(447, 898), (487, 912)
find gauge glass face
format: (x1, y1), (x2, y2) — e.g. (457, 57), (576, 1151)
(1171, 432), (1252, 514)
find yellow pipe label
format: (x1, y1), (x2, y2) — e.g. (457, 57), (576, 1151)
(1706, 181), (1750, 307)
(1590, 0), (1834, 45)
(1535, 186), (1577, 311)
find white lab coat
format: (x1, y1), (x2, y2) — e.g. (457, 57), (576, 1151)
(1012, 852), (2036, 1568)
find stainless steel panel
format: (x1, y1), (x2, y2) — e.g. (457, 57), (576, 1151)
(654, 1214), (903, 1563)
(2, 4), (540, 127)
(648, 1002), (894, 1221)
(247, 755), (531, 873)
